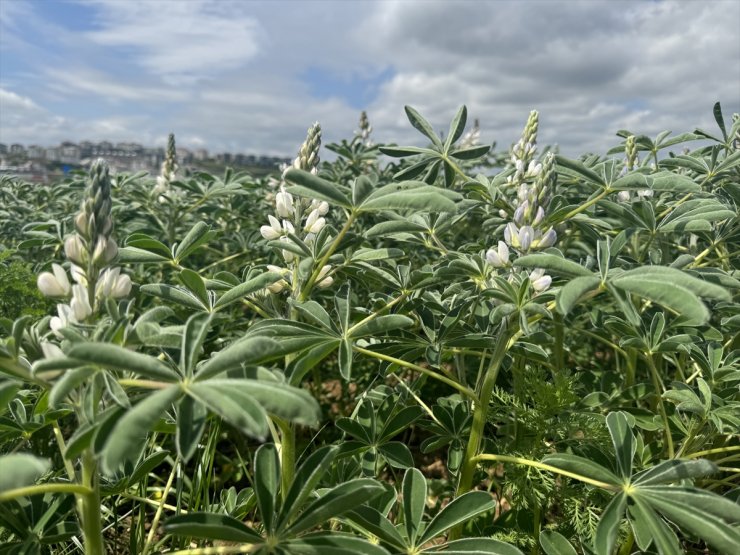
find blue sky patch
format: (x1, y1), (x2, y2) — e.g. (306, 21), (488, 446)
(302, 66), (395, 110)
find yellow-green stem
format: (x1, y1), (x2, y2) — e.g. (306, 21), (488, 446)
(0, 483), (92, 502)
(353, 345), (476, 401)
(298, 212), (355, 301)
(646, 354), (675, 458)
(142, 458), (179, 555)
(473, 454), (619, 491)
(81, 449), (105, 555)
(274, 417), (295, 500)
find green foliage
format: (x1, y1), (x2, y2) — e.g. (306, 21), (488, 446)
(0, 102), (738, 554)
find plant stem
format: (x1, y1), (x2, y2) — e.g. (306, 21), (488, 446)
(687, 445), (740, 459)
(353, 345), (477, 401)
(453, 321), (512, 522)
(646, 354), (675, 458)
(472, 454), (619, 491)
(298, 212), (355, 301)
(0, 483), (92, 502)
(559, 187), (612, 221)
(80, 449), (106, 555)
(142, 458), (179, 555)
(274, 416), (295, 501)
(345, 293), (407, 336)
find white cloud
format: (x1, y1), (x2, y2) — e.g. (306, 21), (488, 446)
(1, 0), (738, 156)
(83, 0), (263, 81)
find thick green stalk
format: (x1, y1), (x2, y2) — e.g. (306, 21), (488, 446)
(455, 322), (512, 498)
(274, 417), (295, 500)
(80, 449), (105, 555)
(298, 212), (355, 301)
(353, 345), (477, 401)
(0, 483), (92, 502)
(646, 354), (675, 458)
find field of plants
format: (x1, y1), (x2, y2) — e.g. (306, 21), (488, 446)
(0, 103), (738, 555)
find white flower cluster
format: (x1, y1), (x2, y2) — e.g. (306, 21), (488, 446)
(153, 133), (178, 200)
(485, 110), (555, 294)
(355, 111), (373, 146)
(616, 135), (653, 202)
(38, 159), (131, 337)
(260, 123), (334, 294)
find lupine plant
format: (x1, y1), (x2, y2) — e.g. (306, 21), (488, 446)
(0, 101), (738, 555)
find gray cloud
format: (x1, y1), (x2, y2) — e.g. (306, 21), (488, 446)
(0, 0), (737, 157)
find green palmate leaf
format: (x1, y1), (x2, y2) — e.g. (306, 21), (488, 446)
(176, 395), (207, 462)
(195, 336), (283, 380)
(594, 493), (627, 555)
(178, 269), (210, 308)
(0, 381), (20, 412)
(253, 443), (280, 533)
(419, 491), (495, 545)
(352, 175), (375, 205)
(345, 506), (406, 549)
(124, 233), (171, 257)
(435, 538), (525, 555)
(606, 412), (634, 479)
(365, 220), (429, 238)
(186, 382), (269, 438)
(117, 246), (170, 263)
(164, 512), (262, 543)
(140, 284), (207, 311)
(555, 155), (606, 186)
(379, 145), (433, 157)
(638, 486), (740, 554)
(0, 454), (50, 493)
(126, 450), (169, 487)
(378, 442), (414, 469)
(650, 171), (701, 193)
(403, 468), (427, 545)
(193, 379), (320, 428)
(610, 278), (708, 325)
(405, 105), (442, 147)
(181, 313), (212, 378)
(632, 458), (717, 485)
(541, 454), (621, 486)
(539, 530), (577, 555)
(513, 254), (593, 277)
(360, 182), (461, 213)
(444, 105), (468, 151)
(284, 169), (351, 207)
(628, 495), (680, 555)
(49, 367), (96, 407)
(287, 533), (392, 555)
(557, 276), (602, 315)
(450, 144), (491, 160)
(349, 315), (414, 338)
(614, 266), (730, 301)
(66, 343), (180, 382)
(338, 337), (353, 381)
(286, 478), (385, 536)
(101, 386), (182, 474)
(278, 446), (338, 529)
(173, 221), (211, 262)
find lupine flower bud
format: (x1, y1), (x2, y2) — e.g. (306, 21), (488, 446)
(38, 264), (71, 297)
(41, 341), (64, 359)
(275, 189), (294, 218)
(316, 265), (333, 288)
(304, 209), (326, 234)
(266, 265), (289, 294)
(70, 284), (92, 321)
(519, 226), (534, 251)
(64, 236), (87, 265)
(260, 215), (283, 240)
(486, 241), (510, 268)
(529, 268), (552, 292)
(617, 191), (631, 203)
(96, 267), (132, 299)
(537, 228), (557, 248)
(50, 304), (74, 337)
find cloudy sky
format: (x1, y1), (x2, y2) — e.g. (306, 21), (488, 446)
(1, 0), (738, 157)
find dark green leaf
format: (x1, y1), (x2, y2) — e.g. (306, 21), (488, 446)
(164, 512), (262, 543)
